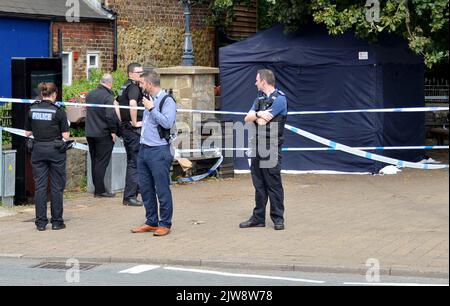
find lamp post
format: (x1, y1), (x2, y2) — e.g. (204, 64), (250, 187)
(181, 0), (195, 66)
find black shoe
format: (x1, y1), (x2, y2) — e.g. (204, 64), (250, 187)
(52, 223), (66, 230)
(94, 192), (116, 198)
(123, 198), (143, 207)
(274, 223), (285, 230)
(239, 219), (265, 228)
(36, 225), (46, 231)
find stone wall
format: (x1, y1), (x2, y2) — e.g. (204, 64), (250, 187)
(157, 67), (218, 128)
(117, 26), (215, 69)
(105, 0), (215, 69)
(65, 138), (87, 191)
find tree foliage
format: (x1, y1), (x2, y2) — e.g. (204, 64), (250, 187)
(201, 0), (449, 68)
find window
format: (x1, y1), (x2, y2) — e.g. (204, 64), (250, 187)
(62, 52), (73, 86)
(86, 51), (100, 78)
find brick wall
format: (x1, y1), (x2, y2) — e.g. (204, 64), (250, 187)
(105, 0), (215, 69)
(52, 21), (114, 81)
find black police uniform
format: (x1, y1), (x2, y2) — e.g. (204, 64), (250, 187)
(117, 79), (144, 201)
(25, 100), (70, 229)
(250, 90), (287, 226)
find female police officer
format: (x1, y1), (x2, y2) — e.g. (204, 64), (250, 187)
(25, 82), (70, 231)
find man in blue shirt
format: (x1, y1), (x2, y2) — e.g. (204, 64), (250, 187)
(130, 71), (176, 237)
(240, 69), (288, 231)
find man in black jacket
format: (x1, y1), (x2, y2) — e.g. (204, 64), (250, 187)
(86, 74), (118, 198)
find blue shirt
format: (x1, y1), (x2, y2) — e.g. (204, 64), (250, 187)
(140, 90), (177, 147)
(250, 90), (288, 117)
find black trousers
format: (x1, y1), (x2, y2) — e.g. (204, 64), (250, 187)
(31, 142), (66, 227)
(120, 122), (141, 200)
(87, 136), (114, 195)
(250, 154), (285, 225)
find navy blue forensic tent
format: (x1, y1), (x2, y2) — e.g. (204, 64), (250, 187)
(219, 24), (425, 173)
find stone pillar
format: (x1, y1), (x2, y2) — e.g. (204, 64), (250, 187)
(155, 66), (219, 149)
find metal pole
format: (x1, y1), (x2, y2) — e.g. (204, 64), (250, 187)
(181, 0), (195, 66)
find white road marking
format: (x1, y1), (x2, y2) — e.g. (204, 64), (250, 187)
(163, 266), (325, 284)
(118, 265), (160, 274)
(117, 265), (447, 286)
(343, 282), (448, 286)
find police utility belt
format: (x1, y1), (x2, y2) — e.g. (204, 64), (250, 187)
(27, 139), (75, 153)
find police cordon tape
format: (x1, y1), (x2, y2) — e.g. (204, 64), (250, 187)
(0, 97), (448, 116)
(178, 154), (224, 183)
(3, 125), (449, 174)
(1, 127), (223, 183)
(5, 127), (448, 154)
(1, 97), (449, 170)
(182, 146), (449, 152)
(284, 124), (449, 170)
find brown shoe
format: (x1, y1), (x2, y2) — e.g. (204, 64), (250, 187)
(130, 224), (158, 233)
(154, 227), (171, 236)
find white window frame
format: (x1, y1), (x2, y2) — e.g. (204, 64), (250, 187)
(62, 51), (73, 86)
(86, 51), (100, 78)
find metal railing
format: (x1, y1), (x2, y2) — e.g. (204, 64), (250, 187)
(425, 79), (449, 103)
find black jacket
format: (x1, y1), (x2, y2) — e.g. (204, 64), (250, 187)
(85, 85), (118, 137)
(25, 100), (69, 142)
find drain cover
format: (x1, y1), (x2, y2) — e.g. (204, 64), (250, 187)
(31, 262), (100, 271)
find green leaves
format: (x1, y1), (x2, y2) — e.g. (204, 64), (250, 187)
(206, 0), (449, 68)
(63, 69), (128, 102)
(310, 0), (449, 67)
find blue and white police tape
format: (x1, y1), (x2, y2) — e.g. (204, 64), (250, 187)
(287, 106), (449, 115)
(281, 145), (449, 151)
(284, 124), (449, 170)
(2, 127), (224, 183)
(4, 127), (448, 154)
(1, 97), (448, 116)
(192, 145), (449, 152)
(178, 154), (224, 183)
(0, 97), (248, 115)
(2, 127), (92, 151)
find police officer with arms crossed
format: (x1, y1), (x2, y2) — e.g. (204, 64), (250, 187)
(240, 69), (288, 231)
(115, 63), (144, 206)
(25, 82), (70, 231)
(131, 71), (176, 237)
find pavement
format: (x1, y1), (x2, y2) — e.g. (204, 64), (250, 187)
(0, 155), (448, 279)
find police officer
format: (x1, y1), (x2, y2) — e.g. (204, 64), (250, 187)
(25, 82), (70, 231)
(240, 69), (288, 231)
(115, 63), (144, 206)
